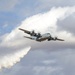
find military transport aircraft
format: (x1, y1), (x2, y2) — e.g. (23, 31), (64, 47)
(19, 28), (64, 42)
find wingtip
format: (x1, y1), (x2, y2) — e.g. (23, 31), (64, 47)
(18, 28), (24, 31)
(19, 28), (21, 30)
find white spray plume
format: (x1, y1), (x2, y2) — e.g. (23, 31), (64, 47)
(0, 47), (31, 70)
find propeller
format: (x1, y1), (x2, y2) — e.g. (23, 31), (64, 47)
(54, 37), (58, 40)
(32, 30), (35, 33)
(37, 32), (41, 37)
(31, 30), (38, 36)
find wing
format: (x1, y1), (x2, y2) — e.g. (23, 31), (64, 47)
(55, 37), (64, 41)
(37, 37), (48, 41)
(24, 36), (32, 39)
(56, 38), (64, 41)
(19, 28), (38, 37)
(48, 36), (64, 41)
(19, 28), (31, 34)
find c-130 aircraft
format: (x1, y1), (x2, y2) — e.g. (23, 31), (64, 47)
(19, 28), (64, 42)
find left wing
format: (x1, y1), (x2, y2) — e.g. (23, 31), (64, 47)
(19, 28), (38, 37)
(19, 28), (31, 34)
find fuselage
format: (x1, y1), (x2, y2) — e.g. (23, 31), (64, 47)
(31, 33), (51, 42)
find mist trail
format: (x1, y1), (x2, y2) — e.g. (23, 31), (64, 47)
(0, 47), (31, 70)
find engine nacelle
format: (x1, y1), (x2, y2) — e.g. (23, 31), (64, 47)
(48, 36), (51, 41)
(48, 38), (51, 41)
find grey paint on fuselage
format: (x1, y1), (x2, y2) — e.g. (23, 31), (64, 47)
(35, 33), (51, 42)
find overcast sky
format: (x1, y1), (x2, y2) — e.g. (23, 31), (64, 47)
(0, 0), (75, 75)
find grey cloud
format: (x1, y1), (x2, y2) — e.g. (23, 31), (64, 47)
(0, 50), (62, 75)
(57, 13), (75, 35)
(31, 41), (75, 51)
(14, 49), (75, 75)
(1, 49), (75, 75)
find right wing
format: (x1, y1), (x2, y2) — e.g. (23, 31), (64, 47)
(54, 37), (64, 41)
(19, 28), (31, 34)
(56, 38), (64, 41)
